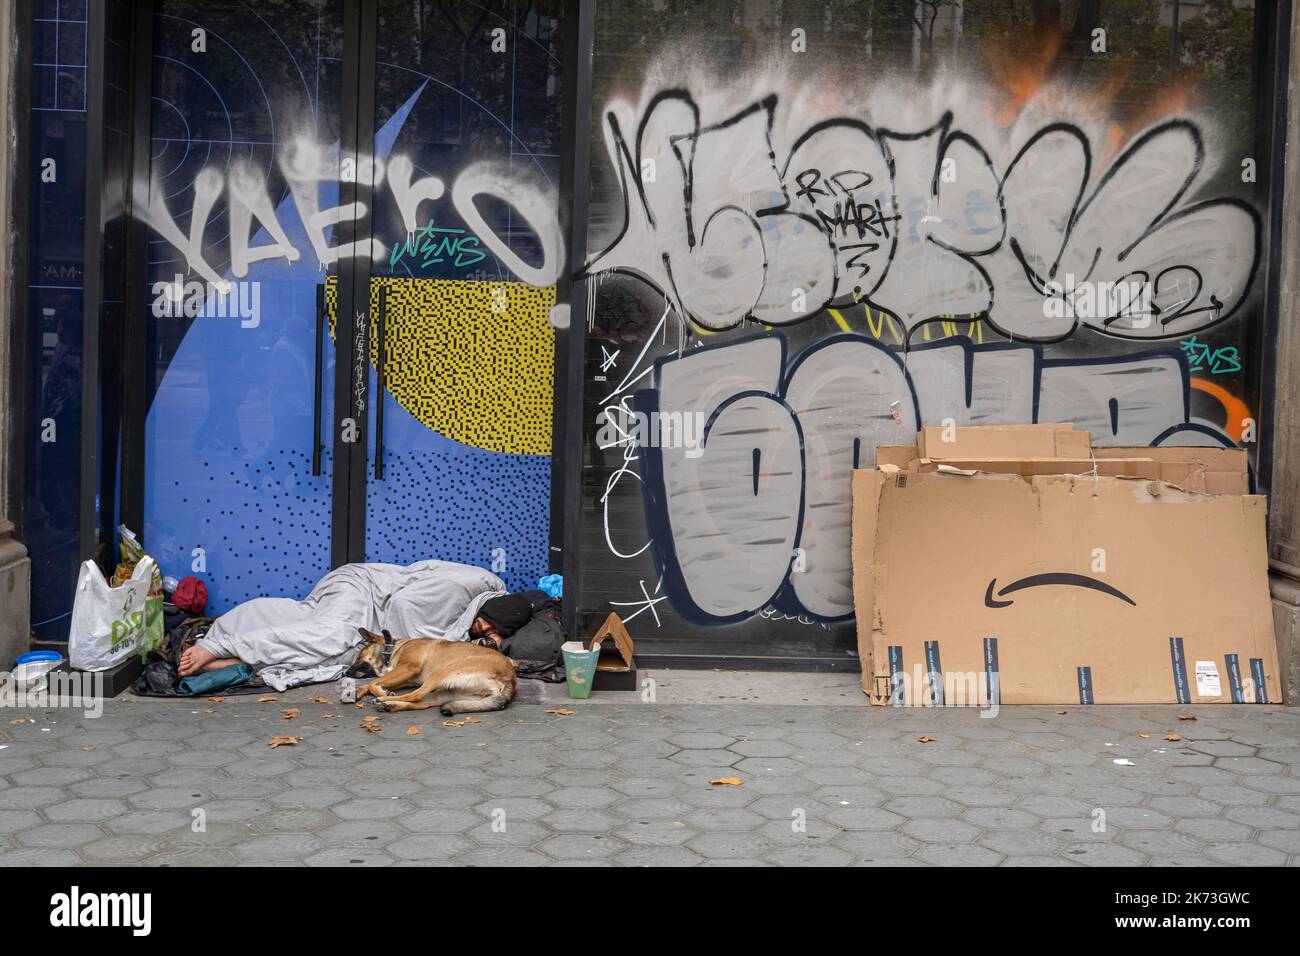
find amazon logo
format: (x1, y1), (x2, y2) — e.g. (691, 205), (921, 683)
(984, 573), (1136, 609)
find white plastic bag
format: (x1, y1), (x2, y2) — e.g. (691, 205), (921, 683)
(69, 556), (158, 671)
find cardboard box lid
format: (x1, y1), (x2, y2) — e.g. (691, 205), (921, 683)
(918, 424), (1090, 461)
(855, 469), (1279, 705)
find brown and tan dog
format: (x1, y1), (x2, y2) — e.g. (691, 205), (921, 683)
(346, 628), (516, 716)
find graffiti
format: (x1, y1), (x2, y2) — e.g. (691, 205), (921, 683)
(587, 89), (1260, 343)
(135, 142), (563, 290)
(635, 331), (1226, 625)
(585, 72), (1260, 634)
(1181, 336), (1242, 375)
(388, 219), (486, 271)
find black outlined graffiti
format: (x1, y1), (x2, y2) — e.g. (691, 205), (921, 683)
(586, 92), (1260, 343)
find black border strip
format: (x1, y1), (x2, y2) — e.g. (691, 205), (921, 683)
(1249, 0), (1292, 502)
(79, 0), (107, 565)
(118, 0), (154, 535)
(1169, 636), (1191, 704)
(1077, 665), (1094, 705)
(555, 0), (595, 636)
(1225, 653), (1245, 704)
(1250, 657), (1269, 703)
(924, 639), (944, 706)
(983, 637), (1000, 706)
(8, 0), (33, 539)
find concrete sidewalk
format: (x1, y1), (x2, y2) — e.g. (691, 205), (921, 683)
(1, 671), (1298, 866)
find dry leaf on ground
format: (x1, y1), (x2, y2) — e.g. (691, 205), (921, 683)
(1139, 733), (1151, 739)
(1178, 714), (1198, 721)
(207, 697), (225, 703)
(360, 716), (382, 733)
(545, 709), (575, 716)
(463, 717), (481, 724)
(306, 696), (328, 704)
(710, 777), (743, 786)
(268, 736), (301, 748)
(406, 726), (420, 735)
(443, 720), (466, 727)
(918, 736), (935, 743)
(1165, 733), (1182, 741)
(281, 708), (300, 721)
(258, 695), (277, 703)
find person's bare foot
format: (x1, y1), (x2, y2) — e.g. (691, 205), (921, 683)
(178, 646), (243, 676)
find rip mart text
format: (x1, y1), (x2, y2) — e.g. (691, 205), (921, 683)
(0, 669), (104, 719)
(151, 274), (261, 328)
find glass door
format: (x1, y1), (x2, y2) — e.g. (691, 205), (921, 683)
(355, 0), (567, 592)
(142, 0), (347, 614)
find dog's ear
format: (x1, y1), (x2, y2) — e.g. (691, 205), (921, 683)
(382, 629), (394, 643)
(357, 627), (383, 643)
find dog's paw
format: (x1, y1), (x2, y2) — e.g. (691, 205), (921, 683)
(439, 705), (455, 717)
(374, 698), (394, 712)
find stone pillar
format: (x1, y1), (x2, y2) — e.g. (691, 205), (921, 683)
(1270, 4), (1300, 704)
(0, 0), (31, 669)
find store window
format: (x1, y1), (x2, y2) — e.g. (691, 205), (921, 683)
(577, 1), (1276, 661)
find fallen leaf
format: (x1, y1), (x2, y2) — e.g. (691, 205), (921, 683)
(463, 717), (481, 724)
(1178, 714), (1197, 721)
(81, 746), (94, 752)
(545, 708), (575, 716)
(207, 697), (225, 703)
(1164, 733), (1181, 741)
(323, 713), (336, 719)
(360, 716), (382, 734)
(9, 719), (28, 725)
(281, 708), (300, 721)
(1055, 710), (1067, 715)
(917, 736), (935, 743)
(1139, 733), (1151, 739)
(306, 696), (329, 704)
(354, 702), (364, 709)
(268, 736), (302, 748)
(443, 720), (466, 727)
(406, 726), (420, 736)
(258, 695), (277, 703)
(710, 777), (743, 786)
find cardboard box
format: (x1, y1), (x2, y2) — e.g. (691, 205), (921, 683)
(852, 468), (1281, 705)
(917, 423), (1090, 461)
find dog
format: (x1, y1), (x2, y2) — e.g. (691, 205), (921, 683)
(346, 628), (516, 716)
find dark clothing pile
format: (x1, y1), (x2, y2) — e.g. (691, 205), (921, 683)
(478, 590), (570, 682)
(131, 606), (264, 697)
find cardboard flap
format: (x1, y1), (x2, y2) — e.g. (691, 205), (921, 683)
(918, 423), (1088, 460)
(588, 612), (634, 672)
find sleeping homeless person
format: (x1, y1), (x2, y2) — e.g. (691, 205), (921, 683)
(468, 590), (567, 676)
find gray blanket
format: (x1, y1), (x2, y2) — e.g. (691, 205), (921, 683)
(197, 561), (506, 690)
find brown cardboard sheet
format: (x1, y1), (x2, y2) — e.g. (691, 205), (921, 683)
(852, 469), (1280, 705)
